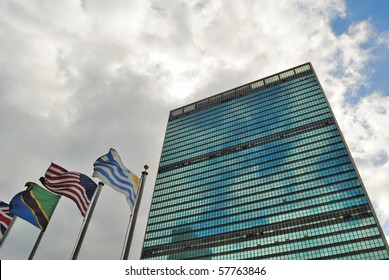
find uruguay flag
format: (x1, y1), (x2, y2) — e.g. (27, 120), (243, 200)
(93, 148), (140, 208)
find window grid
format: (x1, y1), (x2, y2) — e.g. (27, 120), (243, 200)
(142, 63), (389, 260)
(157, 123), (340, 181)
(160, 111), (332, 166)
(144, 196), (369, 245)
(166, 74), (316, 132)
(163, 84), (322, 148)
(162, 96), (327, 157)
(155, 135), (345, 192)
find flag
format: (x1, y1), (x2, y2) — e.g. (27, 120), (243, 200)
(9, 183), (60, 231)
(93, 148), (140, 208)
(40, 163), (98, 217)
(0, 201), (15, 242)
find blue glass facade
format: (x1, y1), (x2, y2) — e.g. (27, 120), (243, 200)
(141, 63), (389, 260)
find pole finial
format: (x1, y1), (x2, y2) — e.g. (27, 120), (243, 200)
(144, 164), (149, 171)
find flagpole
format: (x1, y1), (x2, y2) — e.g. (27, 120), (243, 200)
(0, 216), (17, 248)
(28, 230), (45, 260)
(122, 165), (148, 260)
(120, 212), (133, 259)
(71, 182), (103, 260)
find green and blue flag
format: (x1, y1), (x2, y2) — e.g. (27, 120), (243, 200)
(10, 182), (60, 231)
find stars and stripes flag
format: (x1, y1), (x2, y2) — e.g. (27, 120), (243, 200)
(0, 201), (15, 242)
(40, 163), (98, 217)
(93, 148), (140, 209)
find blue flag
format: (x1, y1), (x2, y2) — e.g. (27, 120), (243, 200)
(93, 148), (139, 208)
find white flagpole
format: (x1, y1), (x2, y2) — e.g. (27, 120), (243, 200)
(71, 182), (103, 260)
(28, 230), (45, 260)
(122, 165), (148, 260)
(120, 212), (133, 259)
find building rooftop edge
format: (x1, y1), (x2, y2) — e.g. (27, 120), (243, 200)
(169, 62), (313, 121)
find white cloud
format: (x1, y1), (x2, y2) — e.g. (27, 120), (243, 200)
(340, 93), (389, 226)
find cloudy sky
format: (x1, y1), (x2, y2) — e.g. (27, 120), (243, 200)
(1, 0), (389, 260)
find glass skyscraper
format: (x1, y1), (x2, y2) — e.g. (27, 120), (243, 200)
(141, 63), (389, 260)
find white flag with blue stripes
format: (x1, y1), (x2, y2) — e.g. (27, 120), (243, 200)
(93, 148), (140, 208)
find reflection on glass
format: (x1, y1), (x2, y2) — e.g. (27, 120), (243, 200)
(168, 227), (212, 260)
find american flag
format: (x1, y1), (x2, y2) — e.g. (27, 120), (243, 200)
(0, 201), (15, 242)
(40, 163), (98, 217)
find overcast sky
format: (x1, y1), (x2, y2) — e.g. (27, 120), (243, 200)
(1, 0), (389, 260)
